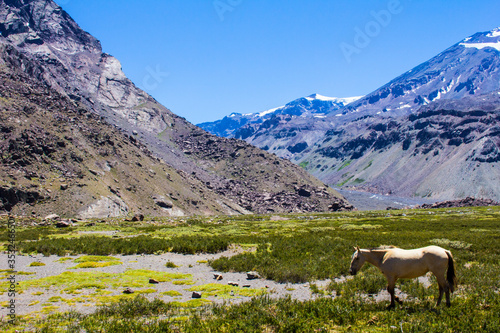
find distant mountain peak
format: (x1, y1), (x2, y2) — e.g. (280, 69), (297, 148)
(460, 27), (500, 52)
(486, 26), (500, 38)
(307, 93), (334, 100)
(198, 94), (363, 138)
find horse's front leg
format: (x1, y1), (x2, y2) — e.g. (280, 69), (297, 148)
(386, 276), (397, 309)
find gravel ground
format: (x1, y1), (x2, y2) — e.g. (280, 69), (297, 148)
(0, 249), (334, 319)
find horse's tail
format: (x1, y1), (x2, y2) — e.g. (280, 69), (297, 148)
(446, 251), (457, 293)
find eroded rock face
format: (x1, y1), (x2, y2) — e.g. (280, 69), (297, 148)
(77, 196), (129, 219)
(0, 0), (171, 134)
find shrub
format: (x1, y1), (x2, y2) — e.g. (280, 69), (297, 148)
(19, 235), (229, 256)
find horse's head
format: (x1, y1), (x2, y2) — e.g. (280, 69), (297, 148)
(349, 246), (365, 275)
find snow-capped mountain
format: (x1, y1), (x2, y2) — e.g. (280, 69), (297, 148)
(197, 94), (362, 138)
(341, 27), (500, 119)
(201, 27), (500, 201)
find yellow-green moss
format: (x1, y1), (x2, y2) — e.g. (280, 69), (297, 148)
(29, 262), (46, 267)
(161, 290), (182, 297)
(69, 261), (122, 269)
(172, 279), (195, 285)
(73, 255), (121, 263)
(55, 257), (74, 262)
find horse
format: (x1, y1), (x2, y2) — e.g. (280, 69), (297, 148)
(348, 245), (457, 308)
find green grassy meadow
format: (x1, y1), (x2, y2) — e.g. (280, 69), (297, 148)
(1, 206), (499, 332)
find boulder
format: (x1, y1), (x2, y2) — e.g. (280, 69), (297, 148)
(246, 271), (260, 280)
(191, 291), (202, 298)
(153, 195), (174, 209)
(55, 221), (71, 228)
(298, 188), (312, 197)
(44, 213), (60, 221)
(131, 213), (144, 222)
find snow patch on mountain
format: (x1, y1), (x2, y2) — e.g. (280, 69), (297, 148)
(306, 93), (363, 104)
(258, 106), (285, 117)
(460, 41), (500, 52)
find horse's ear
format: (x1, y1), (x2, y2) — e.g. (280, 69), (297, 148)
(356, 246), (360, 252)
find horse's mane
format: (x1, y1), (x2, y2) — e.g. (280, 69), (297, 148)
(369, 245), (398, 251)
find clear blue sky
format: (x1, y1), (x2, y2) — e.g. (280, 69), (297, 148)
(55, 0), (500, 124)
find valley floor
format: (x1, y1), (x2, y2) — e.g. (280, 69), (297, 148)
(0, 207), (498, 332)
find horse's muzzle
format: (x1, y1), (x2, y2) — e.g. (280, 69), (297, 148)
(349, 269), (357, 276)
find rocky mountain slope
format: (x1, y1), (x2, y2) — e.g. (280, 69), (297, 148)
(0, 51), (233, 217)
(204, 27), (500, 201)
(302, 99), (500, 200)
(0, 0), (352, 217)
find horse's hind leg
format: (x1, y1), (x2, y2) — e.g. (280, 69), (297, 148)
(435, 274), (447, 306)
(387, 284), (395, 309)
(445, 285), (451, 307)
(436, 284), (444, 306)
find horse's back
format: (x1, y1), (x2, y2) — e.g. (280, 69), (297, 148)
(389, 246), (448, 258)
(383, 246), (449, 278)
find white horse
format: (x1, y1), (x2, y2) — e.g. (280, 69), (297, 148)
(349, 245), (457, 308)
